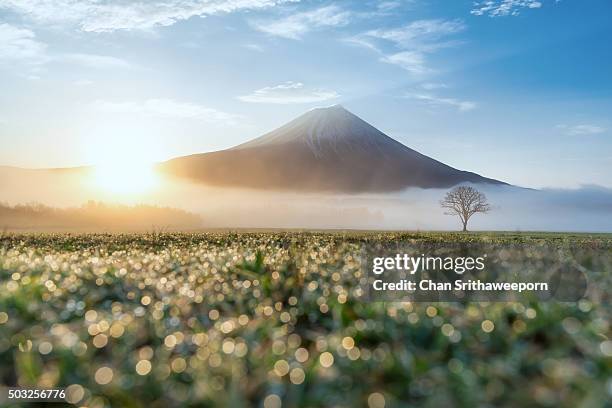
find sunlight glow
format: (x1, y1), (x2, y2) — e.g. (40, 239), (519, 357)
(93, 161), (159, 195)
(83, 130), (164, 197)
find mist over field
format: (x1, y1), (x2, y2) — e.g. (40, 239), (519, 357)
(1, 168), (610, 232)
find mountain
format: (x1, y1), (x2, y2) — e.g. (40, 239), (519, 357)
(159, 105), (506, 192)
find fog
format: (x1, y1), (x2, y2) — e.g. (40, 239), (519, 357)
(1, 167), (611, 232)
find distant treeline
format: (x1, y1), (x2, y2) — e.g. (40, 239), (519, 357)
(0, 201), (201, 231)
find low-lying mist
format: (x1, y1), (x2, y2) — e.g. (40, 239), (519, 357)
(0, 201), (200, 232)
(1, 167), (611, 232)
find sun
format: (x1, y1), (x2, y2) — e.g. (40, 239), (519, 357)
(84, 132), (163, 197)
(92, 161), (159, 195)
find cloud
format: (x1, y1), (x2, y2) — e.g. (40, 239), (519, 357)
(237, 81), (339, 104)
(363, 19), (465, 49)
(348, 19), (465, 75)
(420, 82), (448, 90)
(471, 0), (545, 17)
(61, 53), (133, 69)
(251, 5), (350, 39)
(0, 23), (48, 66)
(243, 43), (264, 52)
(403, 92), (476, 111)
(381, 51), (428, 75)
(556, 124), (607, 136)
(91, 99), (242, 124)
(0, 0), (298, 33)
(0, 22), (135, 78)
(376, 1), (403, 12)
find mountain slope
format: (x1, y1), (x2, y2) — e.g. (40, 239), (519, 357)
(159, 105), (506, 192)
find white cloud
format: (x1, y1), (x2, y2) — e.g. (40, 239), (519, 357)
(244, 43), (264, 52)
(377, 1), (403, 12)
(91, 99), (242, 124)
(0, 0), (298, 33)
(343, 35), (379, 51)
(404, 92), (476, 111)
(251, 5), (350, 39)
(420, 82), (448, 90)
(349, 19), (465, 75)
(471, 0), (544, 17)
(0, 22), (135, 77)
(61, 53), (132, 69)
(363, 19), (465, 49)
(237, 81), (339, 104)
(0, 23), (48, 65)
(381, 51), (428, 75)
(556, 124), (607, 136)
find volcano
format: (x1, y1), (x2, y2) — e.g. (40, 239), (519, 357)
(159, 105), (506, 192)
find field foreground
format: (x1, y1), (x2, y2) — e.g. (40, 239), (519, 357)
(0, 232), (611, 407)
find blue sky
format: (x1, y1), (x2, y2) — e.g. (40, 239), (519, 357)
(0, 0), (610, 188)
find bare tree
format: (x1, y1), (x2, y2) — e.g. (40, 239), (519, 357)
(440, 186), (491, 232)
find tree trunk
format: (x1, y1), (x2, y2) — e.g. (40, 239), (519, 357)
(462, 221), (467, 232)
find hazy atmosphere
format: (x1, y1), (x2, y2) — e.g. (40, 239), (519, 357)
(1, 3), (612, 407)
(2, 167), (611, 231)
(1, 0), (611, 231)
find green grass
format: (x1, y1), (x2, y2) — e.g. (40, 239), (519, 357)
(0, 232), (610, 407)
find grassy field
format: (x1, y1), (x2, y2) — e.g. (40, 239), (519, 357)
(0, 232), (611, 407)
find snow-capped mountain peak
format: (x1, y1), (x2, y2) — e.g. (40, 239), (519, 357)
(234, 105), (400, 157)
(161, 106), (506, 192)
